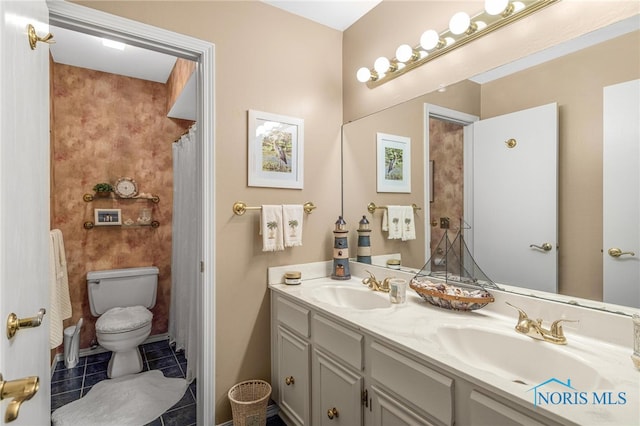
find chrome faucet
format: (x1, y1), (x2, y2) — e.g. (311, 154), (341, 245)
(506, 302), (578, 345)
(362, 270), (392, 293)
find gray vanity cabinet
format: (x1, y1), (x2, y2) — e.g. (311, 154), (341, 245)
(272, 296), (311, 425)
(271, 290), (561, 426)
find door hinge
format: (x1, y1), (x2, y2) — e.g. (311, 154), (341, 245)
(200, 261), (204, 272)
(362, 389), (368, 407)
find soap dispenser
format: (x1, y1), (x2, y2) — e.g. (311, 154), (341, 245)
(331, 216), (351, 280)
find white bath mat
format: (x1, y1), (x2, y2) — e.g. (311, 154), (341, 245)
(51, 370), (188, 426)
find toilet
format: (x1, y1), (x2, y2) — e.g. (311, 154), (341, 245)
(87, 266), (159, 378)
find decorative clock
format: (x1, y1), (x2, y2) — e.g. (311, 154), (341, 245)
(114, 177), (138, 198)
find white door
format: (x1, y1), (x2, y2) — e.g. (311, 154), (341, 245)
(603, 79), (640, 308)
(472, 103), (558, 292)
(0, 0), (51, 424)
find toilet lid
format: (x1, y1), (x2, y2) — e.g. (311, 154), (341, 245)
(96, 306), (152, 333)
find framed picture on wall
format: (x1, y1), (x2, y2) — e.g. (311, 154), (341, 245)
(94, 208), (122, 226)
(248, 109), (304, 189)
(376, 132), (411, 193)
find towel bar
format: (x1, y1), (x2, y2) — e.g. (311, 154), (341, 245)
(233, 201), (316, 216)
(367, 202), (421, 214)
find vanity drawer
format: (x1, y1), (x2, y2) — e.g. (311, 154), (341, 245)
(312, 314), (363, 370)
(370, 341), (454, 426)
(276, 296), (310, 338)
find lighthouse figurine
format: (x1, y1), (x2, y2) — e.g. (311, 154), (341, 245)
(357, 215), (372, 264)
(331, 216), (351, 280)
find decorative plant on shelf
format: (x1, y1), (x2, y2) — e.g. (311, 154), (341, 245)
(92, 182), (113, 196)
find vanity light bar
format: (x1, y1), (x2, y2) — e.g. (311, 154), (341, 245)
(358, 0), (558, 88)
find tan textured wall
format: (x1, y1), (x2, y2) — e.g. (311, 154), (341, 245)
(429, 119), (464, 252)
(480, 31), (640, 300)
(51, 63), (192, 350)
(73, 1), (343, 422)
(343, 1), (639, 121)
(166, 58), (196, 113)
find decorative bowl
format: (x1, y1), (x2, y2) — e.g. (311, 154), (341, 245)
(410, 278), (494, 311)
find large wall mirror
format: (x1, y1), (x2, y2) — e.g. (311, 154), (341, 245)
(342, 16), (639, 313)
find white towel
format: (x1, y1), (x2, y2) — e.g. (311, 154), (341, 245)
(282, 204), (304, 247)
(383, 206), (403, 239)
(49, 229), (72, 349)
(261, 205), (284, 251)
(401, 205), (416, 241)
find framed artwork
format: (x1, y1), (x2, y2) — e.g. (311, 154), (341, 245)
(248, 110), (304, 189)
(376, 132), (411, 193)
(94, 208), (122, 226)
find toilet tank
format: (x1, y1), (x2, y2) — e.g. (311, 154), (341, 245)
(87, 266), (159, 316)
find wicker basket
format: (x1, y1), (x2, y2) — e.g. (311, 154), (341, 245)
(410, 279), (494, 311)
(228, 380), (272, 426)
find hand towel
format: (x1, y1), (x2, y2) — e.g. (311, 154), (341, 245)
(49, 229), (72, 348)
(384, 206), (403, 239)
(261, 205), (284, 252)
(282, 204), (304, 247)
(401, 205), (416, 241)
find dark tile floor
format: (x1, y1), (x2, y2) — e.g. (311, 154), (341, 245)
(51, 339), (196, 426)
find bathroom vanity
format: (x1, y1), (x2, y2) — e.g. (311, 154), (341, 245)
(269, 261), (639, 426)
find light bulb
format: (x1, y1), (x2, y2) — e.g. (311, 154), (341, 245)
(374, 56), (390, 74)
(449, 11), (471, 35)
(395, 44), (414, 63)
(356, 67), (372, 83)
(485, 0), (509, 15)
(420, 29), (440, 50)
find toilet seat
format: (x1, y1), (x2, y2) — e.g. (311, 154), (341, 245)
(96, 306), (152, 334)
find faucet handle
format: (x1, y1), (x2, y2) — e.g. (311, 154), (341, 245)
(550, 319), (579, 338)
(505, 302), (530, 322)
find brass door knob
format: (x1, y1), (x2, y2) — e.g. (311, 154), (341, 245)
(285, 376), (295, 386)
(0, 373), (40, 422)
(529, 243), (552, 251)
(608, 248), (636, 258)
(327, 407), (339, 420)
(6, 308), (46, 339)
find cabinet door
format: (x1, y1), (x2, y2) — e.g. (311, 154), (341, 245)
(313, 349), (363, 426)
(370, 385), (436, 426)
(278, 326), (311, 425)
(469, 391), (546, 426)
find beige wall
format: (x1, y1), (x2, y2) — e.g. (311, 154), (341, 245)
(343, 1), (639, 121)
(73, 1), (342, 423)
(342, 79), (480, 268)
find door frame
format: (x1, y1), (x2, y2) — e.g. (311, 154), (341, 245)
(423, 104), (479, 264)
(47, 2), (216, 424)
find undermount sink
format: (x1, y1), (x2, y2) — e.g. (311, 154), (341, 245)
(307, 285), (392, 310)
(433, 324), (614, 390)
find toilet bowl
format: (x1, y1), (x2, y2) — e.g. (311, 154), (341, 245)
(87, 267), (159, 379)
(96, 305), (153, 378)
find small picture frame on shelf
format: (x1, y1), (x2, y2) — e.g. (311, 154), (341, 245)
(94, 208), (122, 226)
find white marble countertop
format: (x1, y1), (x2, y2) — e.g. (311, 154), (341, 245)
(268, 261), (640, 426)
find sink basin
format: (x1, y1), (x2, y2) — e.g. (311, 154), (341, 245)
(433, 324), (613, 390)
(307, 285), (392, 310)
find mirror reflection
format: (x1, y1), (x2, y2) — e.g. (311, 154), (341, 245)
(342, 18), (639, 310)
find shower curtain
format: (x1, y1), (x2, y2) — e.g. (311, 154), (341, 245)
(170, 125), (198, 383)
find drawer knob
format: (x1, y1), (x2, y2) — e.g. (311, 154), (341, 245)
(285, 376), (295, 386)
(327, 407), (339, 419)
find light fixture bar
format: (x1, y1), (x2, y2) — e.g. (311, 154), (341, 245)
(362, 0), (558, 88)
